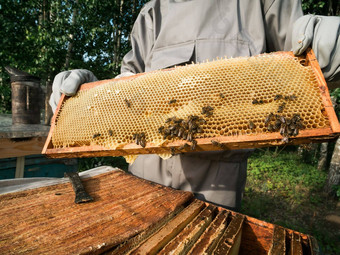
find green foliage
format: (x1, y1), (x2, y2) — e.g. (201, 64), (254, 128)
(242, 149), (340, 255)
(78, 156), (128, 172)
(0, 0), (148, 113)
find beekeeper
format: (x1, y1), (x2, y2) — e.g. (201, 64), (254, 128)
(49, 0), (340, 210)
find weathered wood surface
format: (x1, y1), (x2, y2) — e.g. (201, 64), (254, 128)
(0, 137), (47, 158)
(43, 50), (340, 158)
(0, 170), (193, 255)
(0, 169), (319, 255)
(0, 124), (49, 139)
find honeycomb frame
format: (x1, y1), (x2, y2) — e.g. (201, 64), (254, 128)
(43, 49), (340, 159)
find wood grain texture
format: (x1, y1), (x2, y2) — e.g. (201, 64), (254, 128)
(0, 170), (193, 255)
(0, 137), (46, 158)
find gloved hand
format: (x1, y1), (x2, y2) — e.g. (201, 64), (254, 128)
(115, 71), (135, 79)
(292, 15), (340, 82)
(49, 69), (98, 113)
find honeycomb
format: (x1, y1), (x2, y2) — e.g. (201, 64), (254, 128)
(52, 53), (329, 158)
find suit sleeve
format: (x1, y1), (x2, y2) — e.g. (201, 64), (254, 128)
(120, 5), (155, 74)
(263, 0), (303, 52)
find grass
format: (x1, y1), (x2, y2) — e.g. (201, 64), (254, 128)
(241, 148), (340, 255)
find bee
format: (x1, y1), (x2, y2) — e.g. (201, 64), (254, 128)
(178, 143), (190, 150)
(140, 139), (146, 148)
(289, 94), (297, 101)
(170, 147), (176, 156)
(211, 140), (224, 148)
(281, 136), (289, 143)
(219, 93), (225, 98)
(267, 124), (274, 132)
(274, 94), (282, 101)
(201, 106), (214, 117)
(249, 121), (255, 130)
(265, 113), (274, 125)
(277, 103), (286, 113)
(293, 128), (299, 136)
(178, 127), (184, 137)
(133, 133), (140, 145)
(197, 127), (203, 133)
(198, 118), (207, 124)
(252, 99), (259, 104)
(165, 117), (173, 123)
(124, 99), (131, 108)
(169, 99), (177, 104)
(191, 140), (197, 150)
(158, 126), (165, 134)
(92, 133), (101, 139)
(187, 132), (193, 142)
(279, 116), (286, 124)
(108, 130), (114, 136)
(182, 131), (188, 140)
(274, 119), (281, 130)
(279, 125), (286, 136)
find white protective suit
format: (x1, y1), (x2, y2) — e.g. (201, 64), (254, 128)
(121, 0), (304, 210)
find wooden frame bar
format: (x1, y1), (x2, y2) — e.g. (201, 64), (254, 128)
(43, 50), (340, 158)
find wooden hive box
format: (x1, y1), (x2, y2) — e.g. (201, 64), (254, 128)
(43, 49), (340, 159)
(0, 168), (319, 254)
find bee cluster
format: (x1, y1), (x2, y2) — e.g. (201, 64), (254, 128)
(158, 115), (206, 153)
(265, 113), (303, 143)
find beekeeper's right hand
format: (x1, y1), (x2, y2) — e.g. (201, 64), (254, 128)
(49, 69), (98, 113)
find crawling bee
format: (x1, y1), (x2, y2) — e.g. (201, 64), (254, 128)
(191, 140), (197, 150)
(288, 94), (297, 101)
(249, 121), (255, 130)
(178, 143), (190, 150)
(274, 94), (283, 101)
(267, 124), (274, 132)
(265, 113), (274, 125)
(211, 140), (224, 148)
(277, 103), (286, 113)
(169, 99), (177, 104)
(170, 147), (176, 156)
(201, 106), (214, 117)
(158, 126), (165, 134)
(124, 99), (131, 108)
(281, 136), (289, 143)
(93, 133), (101, 139)
(252, 99), (259, 104)
(219, 93), (225, 98)
(108, 130), (113, 136)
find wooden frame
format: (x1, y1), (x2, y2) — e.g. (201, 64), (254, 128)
(43, 49), (340, 158)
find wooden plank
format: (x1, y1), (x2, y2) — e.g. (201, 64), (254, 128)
(0, 124), (49, 139)
(129, 200), (205, 255)
(188, 210), (229, 254)
(290, 232), (303, 255)
(158, 204), (216, 254)
(43, 127), (337, 159)
(0, 137), (46, 159)
(306, 48), (340, 133)
(268, 226), (286, 255)
(214, 214), (245, 255)
(15, 156), (25, 178)
(0, 170), (194, 254)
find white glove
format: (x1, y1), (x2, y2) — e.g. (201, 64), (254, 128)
(292, 14), (340, 81)
(114, 71), (135, 79)
(49, 69), (98, 113)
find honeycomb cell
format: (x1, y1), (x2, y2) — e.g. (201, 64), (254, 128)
(51, 53), (329, 149)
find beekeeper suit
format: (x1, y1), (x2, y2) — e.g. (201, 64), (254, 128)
(47, 0), (340, 210)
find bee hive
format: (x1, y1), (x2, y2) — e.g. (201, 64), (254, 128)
(43, 50), (340, 159)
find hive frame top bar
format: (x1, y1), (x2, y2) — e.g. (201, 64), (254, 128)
(43, 49), (340, 158)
